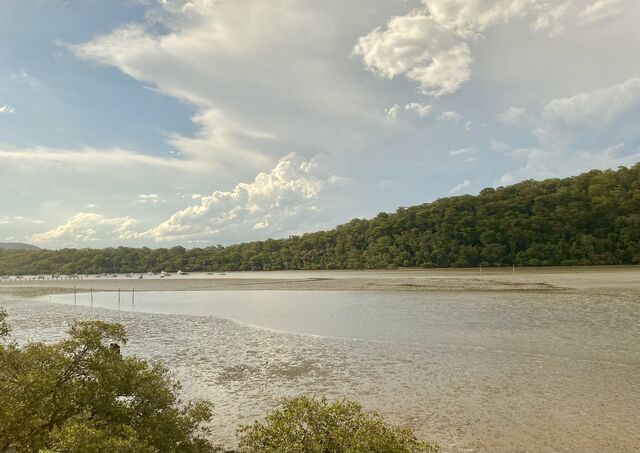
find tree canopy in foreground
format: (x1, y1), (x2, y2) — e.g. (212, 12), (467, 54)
(2, 164), (638, 274)
(0, 309), (215, 453)
(238, 396), (439, 453)
(0, 309), (438, 453)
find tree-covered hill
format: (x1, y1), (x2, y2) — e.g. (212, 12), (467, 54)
(1, 164), (639, 275)
(0, 242), (40, 251)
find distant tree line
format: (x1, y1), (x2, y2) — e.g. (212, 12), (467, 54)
(1, 164), (639, 275)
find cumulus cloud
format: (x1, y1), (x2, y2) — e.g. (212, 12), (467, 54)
(449, 179), (471, 194)
(405, 102), (433, 117)
(0, 105), (15, 113)
(30, 213), (137, 247)
(140, 153), (341, 243)
(353, 0), (570, 96)
(579, 0), (625, 26)
(385, 104), (400, 119)
(3, 0), (638, 248)
(353, 12), (472, 97)
(498, 106), (529, 125)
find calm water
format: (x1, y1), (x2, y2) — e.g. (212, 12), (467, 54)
(2, 289), (639, 452)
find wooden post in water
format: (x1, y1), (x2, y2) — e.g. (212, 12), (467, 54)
(118, 288), (121, 311)
(90, 288), (93, 307)
(131, 288), (135, 309)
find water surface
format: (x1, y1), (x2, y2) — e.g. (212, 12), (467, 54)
(2, 287), (639, 452)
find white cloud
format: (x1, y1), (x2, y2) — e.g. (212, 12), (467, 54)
(0, 146), (194, 171)
(579, 0), (625, 26)
(449, 147), (473, 156)
(30, 213), (137, 247)
(353, 12), (472, 97)
(9, 69), (39, 89)
(425, 0), (568, 37)
(0, 216), (44, 225)
(498, 106), (528, 125)
(439, 111), (463, 123)
(163, 109), (273, 174)
(530, 1), (571, 36)
(2, 0), (637, 248)
(140, 153), (340, 243)
(71, 0), (385, 164)
(495, 172), (516, 186)
(405, 102), (433, 117)
(385, 104), (400, 119)
(252, 220), (269, 230)
(496, 77), (640, 182)
(536, 77), (640, 150)
(136, 194), (163, 204)
(540, 78), (640, 127)
(0, 105), (15, 114)
(354, 0), (570, 97)
(449, 179), (471, 194)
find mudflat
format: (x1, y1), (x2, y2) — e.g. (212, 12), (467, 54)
(1, 266), (639, 453)
(1, 266), (639, 295)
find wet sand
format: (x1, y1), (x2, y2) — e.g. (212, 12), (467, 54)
(1, 266), (639, 452)
(1, 266), (639, 295)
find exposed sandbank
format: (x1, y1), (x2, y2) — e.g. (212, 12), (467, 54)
(1, 266), (638, 296)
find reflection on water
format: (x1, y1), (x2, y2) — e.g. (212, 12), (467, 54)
(1, 290), (639, 453)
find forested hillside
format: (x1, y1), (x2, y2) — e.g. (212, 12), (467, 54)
(0, 243), (40, 251)
(1, 164), (639, 275)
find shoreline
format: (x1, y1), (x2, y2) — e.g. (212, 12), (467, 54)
(1, 266), (638, 296)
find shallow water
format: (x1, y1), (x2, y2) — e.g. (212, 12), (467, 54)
(2, 289), (639, 452)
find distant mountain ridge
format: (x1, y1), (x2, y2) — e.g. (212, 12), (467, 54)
(0, 242), (40, 251)
(0, 164), (639, 274)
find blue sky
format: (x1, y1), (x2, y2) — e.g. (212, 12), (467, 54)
(1, 0), (640, 248)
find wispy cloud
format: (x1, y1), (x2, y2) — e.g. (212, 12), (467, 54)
(449, 179), (471, 194)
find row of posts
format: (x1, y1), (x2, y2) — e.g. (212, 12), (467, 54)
(72, 285), (135, 310)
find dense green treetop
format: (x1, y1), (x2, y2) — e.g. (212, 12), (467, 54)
(238, 396), (438, 453)
(1, 164), (639, 274)
(0, 316), (214, 453)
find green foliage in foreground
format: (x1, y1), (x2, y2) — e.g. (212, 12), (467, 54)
(238, 396), (439, 453)
(1, 164), (640, 274)
(0, 311), (438, 453)
(0, 315), (215, 453)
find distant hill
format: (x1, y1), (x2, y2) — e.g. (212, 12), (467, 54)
(0, 242), (40, 251)
(0, 164), (639, 275)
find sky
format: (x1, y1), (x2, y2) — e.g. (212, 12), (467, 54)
(1, 0), (639, 249)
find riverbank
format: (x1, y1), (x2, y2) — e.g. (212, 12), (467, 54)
(0, 266), (638, 296)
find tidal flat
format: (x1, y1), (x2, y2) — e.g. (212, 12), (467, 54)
(1, 267), (638, 452)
